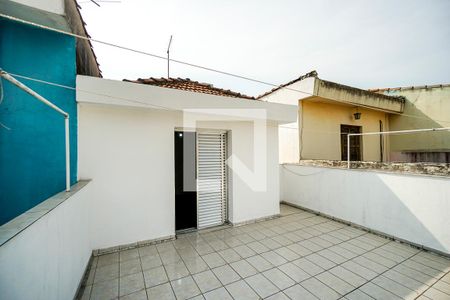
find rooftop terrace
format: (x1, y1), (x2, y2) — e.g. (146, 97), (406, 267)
(77, 204), (450, 300)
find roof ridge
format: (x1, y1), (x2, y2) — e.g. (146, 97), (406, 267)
(256, 70), (318, 99)
(123, 77), (255, 100)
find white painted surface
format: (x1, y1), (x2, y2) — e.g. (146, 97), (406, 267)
(259, 77), (315, 163)
(280, 164), (450, 255)
(78, 101), (282, 249)
(79, 104), (177, 250)
(77, 76), (297, 124)
(11, 0), (65, 15)
(0, 183), (92, 300)
(259, 77), (316, 105)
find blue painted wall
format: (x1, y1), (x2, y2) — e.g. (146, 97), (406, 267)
(0, 19), (77, 225)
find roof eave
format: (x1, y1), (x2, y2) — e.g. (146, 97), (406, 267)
(316, 79), (405, 113)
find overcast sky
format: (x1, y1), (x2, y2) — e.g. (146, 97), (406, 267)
(78, 0), (450, 96)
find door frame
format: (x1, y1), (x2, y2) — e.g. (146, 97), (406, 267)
(340, 124), (363, 161)
(174, 128), (230, 233)
(174, 130), (198, 232)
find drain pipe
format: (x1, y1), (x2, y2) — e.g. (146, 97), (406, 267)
(0, 70), (71, 192)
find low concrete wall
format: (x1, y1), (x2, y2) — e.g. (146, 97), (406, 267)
(297, 159), (450, 177)
(0, 182), (92, 300)
(280, 164), (450, 255)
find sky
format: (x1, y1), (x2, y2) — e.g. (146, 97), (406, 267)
(78, 0), (450, 97)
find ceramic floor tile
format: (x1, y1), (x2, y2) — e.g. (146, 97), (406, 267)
(245, 273), (279, 298)
(262, 268), (295, 290)
(283, 284), (318, 300)
(192, 270), (222, 293)
(94, 263), (119, 283)
(246, 255), (273, 272)
(329, 266), (366, 288)
(301, 277), (340, 300)
(203, 287), (233, 300)
(119, 289), (147, 300)
(212, 264), (241, 285)
(97, 253), (119, 267)
(91, 278), (119, 300)
(217, 248), (241, 264)
(78, 206), (449, 300)
(278, 262), (310, 283)
(147, 282), (176, 300)
(292, 257), (324, 276)
(202, 252), (227, 269)
(143, 266), (168, 288)
(164, 261), (189, 281)
(315, 271), (354, 295)
(265, 291), (290, 300)
(232, 245), (256, 258)
(261, 251), (288, 266)
(225, 280), (259, 300)
(372, 276), (418, 299)
(120, 258), (142, 277)
(119, 272), (145, 297)
(171, 275), (201, 300)
(229, 259), (258, 278)
(359, 282), (402, 300)
(183, 256), (209, 275)
(120, 249), (140, 262)
(140, 255), (162, 271)
(138, 245), (158, 258)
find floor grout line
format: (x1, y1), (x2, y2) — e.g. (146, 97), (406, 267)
(81, 206), (449, 300)
(338, 250), (423, 299)
(413, 268), (450, 299)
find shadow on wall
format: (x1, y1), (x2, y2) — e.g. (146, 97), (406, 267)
(388, 90), (450, 162)
(280, 164), (450, 255)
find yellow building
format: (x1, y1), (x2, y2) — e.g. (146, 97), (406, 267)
(371, 84), (450, 162)
(259, 71), (405, 163)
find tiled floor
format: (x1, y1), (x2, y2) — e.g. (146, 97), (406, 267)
(78, 205), (450, 299)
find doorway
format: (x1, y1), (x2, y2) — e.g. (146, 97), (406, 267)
(174, 131), (197, 231)
(174, 130), (228, 232)
(341, 125), (362, 161)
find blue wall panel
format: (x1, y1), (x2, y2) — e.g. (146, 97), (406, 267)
(0, 19), (77, 225)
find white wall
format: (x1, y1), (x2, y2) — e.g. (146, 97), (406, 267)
(78, 103), (281, 250)
(0, 183), (92, 300)
(77, 76), (297, 124)
(281, 164), (450, 255)
(259, 77), (316, 163)
(12, 0), (65, 15)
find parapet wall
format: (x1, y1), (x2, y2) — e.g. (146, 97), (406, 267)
(296, 160), (450, 177)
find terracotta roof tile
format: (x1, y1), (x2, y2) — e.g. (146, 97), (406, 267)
(123, 77), (255, 100)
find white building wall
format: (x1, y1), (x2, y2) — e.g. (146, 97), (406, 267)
(280, 164), (450, 255)
(259, 77), (316, 163)
(0, 183), (92, 300)
(12, 0), (65, 15)
(78, 103), (280, 250)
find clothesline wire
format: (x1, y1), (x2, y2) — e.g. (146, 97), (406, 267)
(2, 13), (442, 123)
(4, 71), (450, 135)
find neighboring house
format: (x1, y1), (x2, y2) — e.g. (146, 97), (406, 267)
(76, 76), (296, 249)
(371, 84), (450, 163)
(259, 71), (405, 163)
(0, 0), (100, 225)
